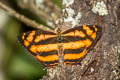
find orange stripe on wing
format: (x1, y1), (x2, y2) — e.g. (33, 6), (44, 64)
(29, 45), (37, 53)
(49, 63), (59, 66)
(63, 39), (92, 49)
(64, 49), (87, 60)
(36, 55), (58, 62)
(83, 25), (93, 36)
(83, 39), (92, 47)
(30, 41), (85, 53)
(26, 30), (35, 42)
(30, 44), (57, 53)
(91, 32), (96, 40)
(24, 40), (30, 47)
(64, 30), (86, 38)
(30, 39), (92, 53)
(63, 40), (85, 49)
(34, 34), (56, 43)
(64, 61), (80, 64)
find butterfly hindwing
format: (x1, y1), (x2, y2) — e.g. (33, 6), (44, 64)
(62, 25), (102, 64)
(18, 30), (59, 67)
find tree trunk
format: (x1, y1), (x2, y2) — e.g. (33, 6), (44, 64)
(42, 0), (120, 80)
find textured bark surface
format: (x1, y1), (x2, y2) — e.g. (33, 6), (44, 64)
(42, 0), (120, 80)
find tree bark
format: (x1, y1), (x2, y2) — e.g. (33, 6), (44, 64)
(42, 0), (120, 80)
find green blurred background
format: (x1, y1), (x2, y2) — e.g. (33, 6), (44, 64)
(0, 0), (61, 80)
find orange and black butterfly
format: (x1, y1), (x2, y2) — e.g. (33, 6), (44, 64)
(18, 25), (102, 67)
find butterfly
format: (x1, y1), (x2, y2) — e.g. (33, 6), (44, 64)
(18, 25), (102, 67)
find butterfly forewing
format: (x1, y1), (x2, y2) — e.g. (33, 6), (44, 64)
(62, 25), (102, 64)
(18, 30), (59, 67)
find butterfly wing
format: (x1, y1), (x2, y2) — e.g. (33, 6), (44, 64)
(18, 30), (59, 67)
(62, 25), (102, 64)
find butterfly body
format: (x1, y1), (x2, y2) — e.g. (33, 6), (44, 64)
(18, 25), (102, 67)
(56, 28), (64, 43)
